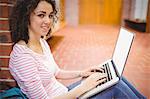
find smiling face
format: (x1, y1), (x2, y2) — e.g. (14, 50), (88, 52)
(28, 1), (54, 39)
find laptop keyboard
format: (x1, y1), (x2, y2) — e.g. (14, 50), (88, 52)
(98, 63), (113, 86)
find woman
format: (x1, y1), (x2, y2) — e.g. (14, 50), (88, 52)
(8, 0), (146, 99)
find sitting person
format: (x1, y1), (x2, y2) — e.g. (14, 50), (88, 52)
(8, 0), (146, 98)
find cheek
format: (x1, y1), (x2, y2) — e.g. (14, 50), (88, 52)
(30, 15), (41, 27)
(29, 21), (43, 35)
(30, 20), (42, 29)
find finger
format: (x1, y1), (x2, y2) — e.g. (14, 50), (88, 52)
(88, 73), (100, 80)
(99, 73), (107, 78)
(91, 73), (107, 81)
(96, 78), (107, 84)
(97, 66), (105, 72)
(94, 73), (107, 81)
(91, 68), (104, 73)
(83, 72), (94, 77)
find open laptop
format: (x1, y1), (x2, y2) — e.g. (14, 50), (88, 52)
(79, 27), (135, 99)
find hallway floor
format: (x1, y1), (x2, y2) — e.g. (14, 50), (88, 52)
(47, 25), (150, 98)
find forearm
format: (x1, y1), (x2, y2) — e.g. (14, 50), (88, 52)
(53, 84), (86, 99)
(54, 73), (107, 99)
(56, 70), (82, 79)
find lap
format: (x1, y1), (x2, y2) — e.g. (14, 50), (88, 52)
(90, 79), (138, 99)
(67, 77), (146, 99)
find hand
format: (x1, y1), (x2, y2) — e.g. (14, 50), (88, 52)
(80, 65), (104, 78)
(80, 73), (107, 92)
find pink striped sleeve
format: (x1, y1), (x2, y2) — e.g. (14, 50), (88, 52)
(9, 53), (49, 99)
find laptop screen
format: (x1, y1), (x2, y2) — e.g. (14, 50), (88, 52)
(112, 28), (134, 77)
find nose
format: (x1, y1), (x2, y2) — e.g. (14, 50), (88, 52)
(44, 16), (52, 24)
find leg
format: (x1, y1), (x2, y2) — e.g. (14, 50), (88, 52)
(121, 77), (146, 99)
(67, 80), (82, 91)
(67, 79), (138, 99)
(90, 79), (140, 99)
(67, 78), (146, 99)
(90, 78), (146, 99)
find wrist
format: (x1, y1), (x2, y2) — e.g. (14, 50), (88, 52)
(74, 83), (87, 97)
(78, 71), (83, 77)
(78, 83), (88, 94)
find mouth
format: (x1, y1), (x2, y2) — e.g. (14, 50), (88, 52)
(41, 26), (50, 32)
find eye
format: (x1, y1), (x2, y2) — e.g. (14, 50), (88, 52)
(37, 14), (45, 18)
(49, 14), (54, 19)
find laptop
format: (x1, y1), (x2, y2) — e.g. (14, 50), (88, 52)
(79, 27), (135, 99)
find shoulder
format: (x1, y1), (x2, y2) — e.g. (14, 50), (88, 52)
(9, 46), (37, 69)
(11, 43), (28, 55)
(17, 40), (26, 46)
(10, 43), (35, 63)
(9, 42), (40, 69)
(12, 40), (28, 54)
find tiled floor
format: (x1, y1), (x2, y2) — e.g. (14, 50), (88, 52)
(47, 25), (150, 98)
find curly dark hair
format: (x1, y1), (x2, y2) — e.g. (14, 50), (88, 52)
(9, 0), (57, 44)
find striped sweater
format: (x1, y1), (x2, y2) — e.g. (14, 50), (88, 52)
(9, 39), (68, 99)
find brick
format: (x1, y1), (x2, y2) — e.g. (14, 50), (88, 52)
(0, 0), (16, 4)
(0, 81), (17, 90)
(0, 58), (9, 67)
(0, 5), (13, 17)
(0, 44), (12, 56)
(0, 31), (12, 43)
(8, 5), (14, 15)
(0, 0), (8, 3)
(0, 6), (8, 18)
(0, 69), (13, 79)
(0, 20), (9, 30)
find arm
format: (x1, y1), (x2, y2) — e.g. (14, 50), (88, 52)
(54, 73), (107, 99)
(54, 84), (86, 99)
(46, 41), (103, 80)
(9, 54), (49, 99)
(10, 53), (106, 99)
(56, 66), (104, 80)
(55, 70), (81, 79)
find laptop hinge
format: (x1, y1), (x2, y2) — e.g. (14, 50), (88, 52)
(111, 60), (120, 78)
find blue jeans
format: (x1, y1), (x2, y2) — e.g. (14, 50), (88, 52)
(67, 77), (146, 99)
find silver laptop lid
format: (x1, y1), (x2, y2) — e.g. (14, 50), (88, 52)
(112, 28), (134, 77)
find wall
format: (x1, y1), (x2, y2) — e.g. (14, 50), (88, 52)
(122, 0), (148, 21)
(146, 0), (150, 32)
(134, 0), (148, 21)
(0, 0), (16, 90)
(65, 0), (79, 26)
(79, 0), (122, 25)
(121, 0), (149, 32)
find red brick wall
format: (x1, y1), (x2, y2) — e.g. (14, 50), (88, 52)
(146, 0), (150, 33)
(0, 0), (16, 91)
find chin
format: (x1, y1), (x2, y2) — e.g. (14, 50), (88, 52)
(41, 32), (49, 36)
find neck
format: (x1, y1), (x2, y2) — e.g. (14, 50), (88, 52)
(27, 38), (44, 54)
(28, 26), (42, 45)
(28, 38), (41, 46)
(27, 33), (43, 54)
(27, 28), (44, 54)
